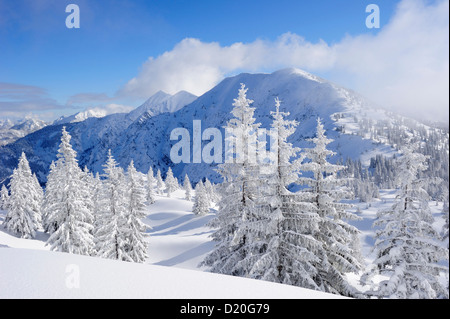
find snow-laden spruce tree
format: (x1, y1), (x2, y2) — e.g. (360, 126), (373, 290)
(123, 160), (149, 263)
(165, 167), (178, 198)
(3, 152), (42, 239)
(236, 97), (324, 289)
(183, 174), (193, 201)
(45, 128), (94, 255)
(201, 83), (263, 276)
(204, 178), (219, 204)
(42, 161), (60, 233)
(193, 181), (210, 216)
(0, 184), (9, 211)
(156, 169), (165, 195)
(94, 149), (128, 260)
(80, 166), (95, 225)
(368, 144), (449, 299)
(297, 118), (362, 297)
(147, 167), (156, 204)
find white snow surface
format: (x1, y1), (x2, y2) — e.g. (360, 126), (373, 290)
(0, 189), (348, 299)
(1, 187), (447, 299)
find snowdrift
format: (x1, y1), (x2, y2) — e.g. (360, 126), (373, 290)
(0, 248), (346, 299)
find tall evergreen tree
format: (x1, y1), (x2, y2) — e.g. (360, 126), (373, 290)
(238, 98), (322, 289)
(3, 152), (42, 239)
(193, 181), (210, 216)
(45, 128), (94, 255)
(123, 160), (149, 263)
(156, 169), (165, 195)
(368, 144), (449, 299)
(202, 83), (263, 276)
(147, 167), (156, 204)
(183, 174), (193, 201)
(42, 161), (61, 233)
(0, 184), (9, 211)
(165, 167), (178, 198)
(297, 118), (362, 296)
(94, 150), (128, 260)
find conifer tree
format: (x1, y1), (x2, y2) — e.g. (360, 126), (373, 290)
(147, 167), (156, 204)
(165, 167), (178, 198)
(3, 152), (42, 239)
(156, 169), (165, 195)
(239, 97), (321, 288)
(42, 161), (61, 233)
(368, 144), (449, 299)
(0, 184), (9, 211)
(297, 118), (362, 296)
(94, 149), (128, 260)
(45, 128), (94, 255)
(202, 83), (263, 276)
(204, 178), (218, 204)
(183, 174), (193, 201)
(193, 181), (210, 216)
(123, 160), (149, 263)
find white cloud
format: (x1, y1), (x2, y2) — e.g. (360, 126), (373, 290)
(120, 0), (448, 123)
(120, 33), (334, 98)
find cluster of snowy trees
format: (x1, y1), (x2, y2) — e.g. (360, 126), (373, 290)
(201, 85), (362, 297)
(363, 144), (449, 299)
(1, 128), (150, 263)
(341, 111), (449, 202)
(0, 126), (216, 263)
(200, 84), (449, 299)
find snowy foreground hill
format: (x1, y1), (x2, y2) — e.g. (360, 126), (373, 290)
(0, 189), (346, 299)
(1, 187), (447, 299)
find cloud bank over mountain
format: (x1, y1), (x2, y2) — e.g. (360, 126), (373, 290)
(121, 0), (448, 123)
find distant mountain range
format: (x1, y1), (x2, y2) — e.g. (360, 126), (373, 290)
(0, 118), (48, 147)
(0, 68), (447, 187)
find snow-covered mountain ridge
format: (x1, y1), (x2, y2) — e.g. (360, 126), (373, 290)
(0, 118), (48, 147)
(0, 68), (447, 188)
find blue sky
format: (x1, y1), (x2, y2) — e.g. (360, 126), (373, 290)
(0, 0), (448, 123)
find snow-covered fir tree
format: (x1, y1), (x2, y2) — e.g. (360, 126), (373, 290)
(165, 167), (178, 198)
(123, 160), (149, 263)
(183, 174), (193, 201)
(3, 152), (42, 239)
(91, 172), (102, 228)
(156, 169), (165, 195)
(201, 83), (263, 276)
(42, 161), (60, 233)
(45, 128), (94, 255)
(297, 118), (362, 297)
(147, 167), (156, 204)
(368, 144), (449, 299)
(193, 181), (210, 216)
(0, 184), (9, 211)
(204, 178), (218, 204)
(80, 166), (95, 225)
(236, 97), (321, 288)
(94, 150), (128, 260)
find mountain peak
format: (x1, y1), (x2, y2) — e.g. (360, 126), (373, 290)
(273, 68), (325, 83)
(128, 90), (197, 122)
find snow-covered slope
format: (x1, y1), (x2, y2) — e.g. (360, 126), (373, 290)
(1, 175), (447, 299)
(0, 188), (347, 299)
(0, 248), (347, 299)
